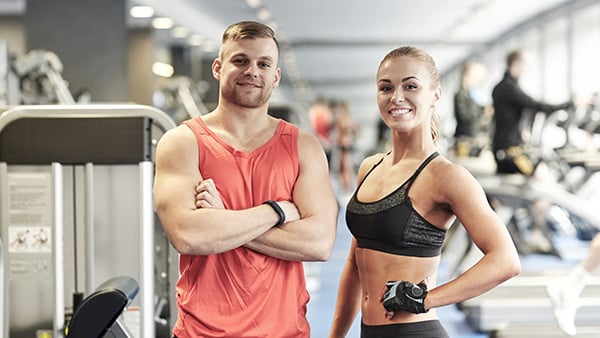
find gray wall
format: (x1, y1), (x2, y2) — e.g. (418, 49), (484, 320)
(24, 0), (130, 102)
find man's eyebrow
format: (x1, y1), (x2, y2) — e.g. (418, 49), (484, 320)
(229, 53), (274, 61)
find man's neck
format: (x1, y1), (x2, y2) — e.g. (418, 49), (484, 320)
(204, 105), (277, 152)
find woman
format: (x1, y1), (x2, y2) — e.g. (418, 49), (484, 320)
(328, 46), (521, 338)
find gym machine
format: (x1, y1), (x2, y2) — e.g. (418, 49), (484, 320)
(446, 174), (600, 335)
(0, 104), (177, 338)
(66, 276), (139, 338)
(0, 41), (75, 106)
(153, 75), (209, 124)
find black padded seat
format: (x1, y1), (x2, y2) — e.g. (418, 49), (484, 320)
(67, 276), (139, 338)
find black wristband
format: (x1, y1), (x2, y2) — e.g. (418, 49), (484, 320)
(263, 200), (285, 226)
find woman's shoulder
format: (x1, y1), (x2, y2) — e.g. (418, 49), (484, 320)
(361, 152), (387, 167)
(426, 154), (477, 181)
(428, 154), (481, 190)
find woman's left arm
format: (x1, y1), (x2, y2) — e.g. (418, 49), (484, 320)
(425, 162), (521, 310)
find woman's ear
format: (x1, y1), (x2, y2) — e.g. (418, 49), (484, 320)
(432, 86), (442, 107)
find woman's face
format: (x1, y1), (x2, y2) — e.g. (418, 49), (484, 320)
(376, 56), (440, 134)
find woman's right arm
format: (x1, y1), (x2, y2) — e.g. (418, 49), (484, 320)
(328, 239), (362, 338)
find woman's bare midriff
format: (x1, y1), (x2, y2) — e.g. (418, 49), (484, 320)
(356, 247), (441, 325)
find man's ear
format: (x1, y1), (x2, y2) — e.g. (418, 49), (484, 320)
(212, 58), (221, 81)
(273, 68), (281, 88)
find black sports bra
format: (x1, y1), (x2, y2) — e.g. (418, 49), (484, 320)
(346, 152), (446, 257)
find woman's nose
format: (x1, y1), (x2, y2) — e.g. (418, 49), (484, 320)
(392, 91), (404, 103)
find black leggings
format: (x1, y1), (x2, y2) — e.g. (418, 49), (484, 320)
(361, 320), (449, 338)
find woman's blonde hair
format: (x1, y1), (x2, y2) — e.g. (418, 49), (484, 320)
(379, 46), (441, 143)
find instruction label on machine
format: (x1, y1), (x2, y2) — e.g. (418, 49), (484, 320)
(7, 172), (52, 254)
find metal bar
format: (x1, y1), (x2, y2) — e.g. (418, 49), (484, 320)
(0, 104), (176, 134)
(111, 318), (134, 338)
(45, 68), (75, 104)
(0, 237), (4, 338)
(0, 162), (6, 338)
(139, 161), (155, 338)
(84, 163), (95, 294)
(52, 163), (65, 337)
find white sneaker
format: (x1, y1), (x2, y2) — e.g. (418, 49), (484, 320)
(546, 282), (578, 336)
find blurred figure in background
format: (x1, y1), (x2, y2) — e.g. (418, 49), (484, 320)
(331, 100), (359, 195)
(453, 61), (492, 157)
(491, 49), (572, 176)
(547, 232), (600, 336)
(309, 95), (334, 163)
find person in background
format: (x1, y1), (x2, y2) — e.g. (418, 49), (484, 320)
(547, 232), (600, 336)
(491, 49), (572, 175)
(453, 61), (491, 157)
(153, 21), (338, 338)
(327, 46), (521, 338)
(331, 99), (359, 195)
(309, 95), (335, 163)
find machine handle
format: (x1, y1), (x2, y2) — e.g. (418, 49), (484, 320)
(52, 163), (65, 337)
(0, 237), (5, 338)
(0, 104), (177, 134)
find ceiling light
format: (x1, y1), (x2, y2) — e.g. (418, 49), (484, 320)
(246, 0), (262, 9)
(187, 34), (204, 46)
(129, 6), (154, 18)
(152, 17), (174, 29)
(152, 62), (174, 78)
(171, 26), (189, 39)
(256, 8), (271, 21)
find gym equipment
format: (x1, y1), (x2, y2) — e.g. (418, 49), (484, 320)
(460, 272), (600, 332)
(153, 75), (209, 123)
(449, 173), (600, 335)
(11, 49), (75, 104)
(0, 42), (75, 106)
(490, 323), (600, 337)
(0, 104), (177, 338)
(0, 238), (4, 335)
(66, 276), (138, 338)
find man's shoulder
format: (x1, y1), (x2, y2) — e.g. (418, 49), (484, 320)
(160, 124), (196, 146)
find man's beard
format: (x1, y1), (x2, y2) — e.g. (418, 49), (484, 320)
(224, 85), (271, 109)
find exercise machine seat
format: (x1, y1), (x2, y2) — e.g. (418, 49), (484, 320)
(67, 276), (139, 338)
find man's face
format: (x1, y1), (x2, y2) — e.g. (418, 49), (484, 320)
(510, 57), (527, 79)
(213, 38), (281, 109)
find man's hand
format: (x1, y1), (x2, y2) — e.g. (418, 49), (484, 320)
(193, 180), (300, 224)
(381, 280), (429, 317)
(274, 200), (301, 224)
(195, 179), (225, 209)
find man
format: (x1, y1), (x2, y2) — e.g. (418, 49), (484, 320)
(153, 21), (338, 338)
(453, 61), (490, 157)
(491, 49), (572, 175)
